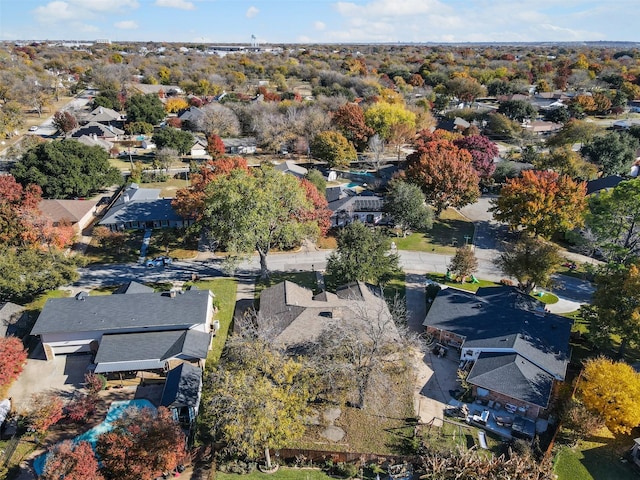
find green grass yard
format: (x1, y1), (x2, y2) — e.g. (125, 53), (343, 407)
(394, 208), (475, 255)
(427, 273), (499, 293)
(183, 278), (238, 366)
(215, 469), (335, 480)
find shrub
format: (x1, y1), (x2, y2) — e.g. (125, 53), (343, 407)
(499, 278), (514, 286)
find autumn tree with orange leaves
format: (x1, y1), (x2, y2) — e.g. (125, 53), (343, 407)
(0, 175), (74, 250)
(96, 407), (187, 480)
(405, 133), (480, 216)
(42, 441), (104, 480)
(490, 170), (586, 238)
(0, 336), (27, 395)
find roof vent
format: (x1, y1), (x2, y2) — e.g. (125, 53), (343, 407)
(75, 292), (88, 301)
(472, 303), (483, 309)
(319, 311), (333, 318)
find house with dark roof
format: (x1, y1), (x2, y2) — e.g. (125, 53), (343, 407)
(586, 175), (625, 195)
(161, 362), (203, 426)
(257, 280), (399, 348)
(31, 287), (215, 371)
(81, 106), (124, 126)
(423, 286), (573, 418)
(327, 188), (385, 227)
(222, 137), (257, 155)
(99, 183), (192, 231)
(70, 121), (124, 140)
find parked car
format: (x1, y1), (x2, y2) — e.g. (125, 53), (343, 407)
(146, 256), (173, 267)
(28, 126), (38, 132)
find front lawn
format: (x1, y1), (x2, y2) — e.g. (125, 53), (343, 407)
(146, 228), (199, 260)
(426, 273), (499, 293)
(255, 271), (318, 300)
(84, 229), (145, 265)
(394, 208), (475, 255)
(184, 278), (238, 366)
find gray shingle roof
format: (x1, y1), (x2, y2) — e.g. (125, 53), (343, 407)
(161, 363), (203, 409)
(93, 329), (210, 371)
(258, 281), (398, 347)
(467, 352), (554, 408)
(31, 289), (212, 335)
(99, 198), (182, 225)
(424, 286), (572, 380)
(114, 281), (155, 295)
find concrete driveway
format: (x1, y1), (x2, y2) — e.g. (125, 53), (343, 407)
(8, 345), (91, 410)
(413, 349), (460, 427)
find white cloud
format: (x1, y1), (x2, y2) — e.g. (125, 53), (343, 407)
(33, 0), (139, 24)
(314, 21), (326, 31)
(115, 20), (138, 30)
(154, 0), (195, 10)
(246, 6), (259, 18)
(33, 2), (77, 23)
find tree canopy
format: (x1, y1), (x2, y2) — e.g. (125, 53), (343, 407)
(405, 134), (480, 215)
(586, 179), (640, 263)
(11, 140), (121, 199)
(364, 102), (416, 140)
(203, 338), (313, 468)
(0, 336), (27, 395)
(453, 134), (499, 180)
(579, 357), (640, 435)
(152, 127), (194, 155)
(495, 235), (562, 294)
(497, 99), (538, 122)
(532, 146), (598, 181)
(200, 166), (319, 278)
(310, 130), (356, 168)
(332, 102), (374, 151)
(42, 441), (104, 480)
(581, 131), (639, 176)
(326, 221), (401, 286)
(589, 261), (640, 356)
(448, 245), (478, 282)
(383, 179), (433, 236)
(125, 93), (165, 125)
(490, 170), (586, 238)
(96, 407), (187, 480)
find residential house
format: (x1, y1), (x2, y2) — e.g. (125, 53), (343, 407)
(161, 362), (203, 426)
(76, 134), (114, 152)
(190, 138), (208, 157)
(30, 284), (215, 372)
(222, 137), (257, 155)
(436, 117), (471, 133)
(178, 106), (205, 130)
(274, 160), (308, 178)
(128, 83), (183, 97)
(327, 187), (385, 227)
(523, 120), (562, 135)
(70, 121), (124, 140)
(39, 198), (98, 234)
(99, 183), (191, 231)
(81, 106), (124, 126)
(257, 280), (399, 348)
(423, 286), (573, 418)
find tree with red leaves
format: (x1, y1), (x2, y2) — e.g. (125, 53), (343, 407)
(0, 175), (75, 249)
(405, 137), (480, 216)
(42, 441), (104, 480)
(52, 111), (78, 134)
(28, 393), (64, 435)
(65, 394), (97, 424)
(332, 103), (374, 151)
(96, 407), (187, 480)
(172, 157), (249, 221)
(300, 178), (331, 236)
(0, 336), (27, 393)
(206, 133), (226, 159)
(453, 134), (499, 180)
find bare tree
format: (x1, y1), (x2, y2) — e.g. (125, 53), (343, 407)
(195, 103), (240, 137)
(367, 134), (387, 173)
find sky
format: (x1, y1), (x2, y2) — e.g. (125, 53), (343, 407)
(0, 0), (639, 44)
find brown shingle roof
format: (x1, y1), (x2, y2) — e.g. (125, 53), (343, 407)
(39, 199), (97, 224)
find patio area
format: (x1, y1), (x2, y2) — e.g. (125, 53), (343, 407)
(445, 398), (546, 441)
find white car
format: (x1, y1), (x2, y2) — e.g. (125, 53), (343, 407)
(146, 256), (173, 267)
(28, 126), (39, 132)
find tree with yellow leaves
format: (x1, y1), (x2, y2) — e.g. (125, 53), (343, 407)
(164, 97), (189, 113)
(578, 357), (640, 435)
